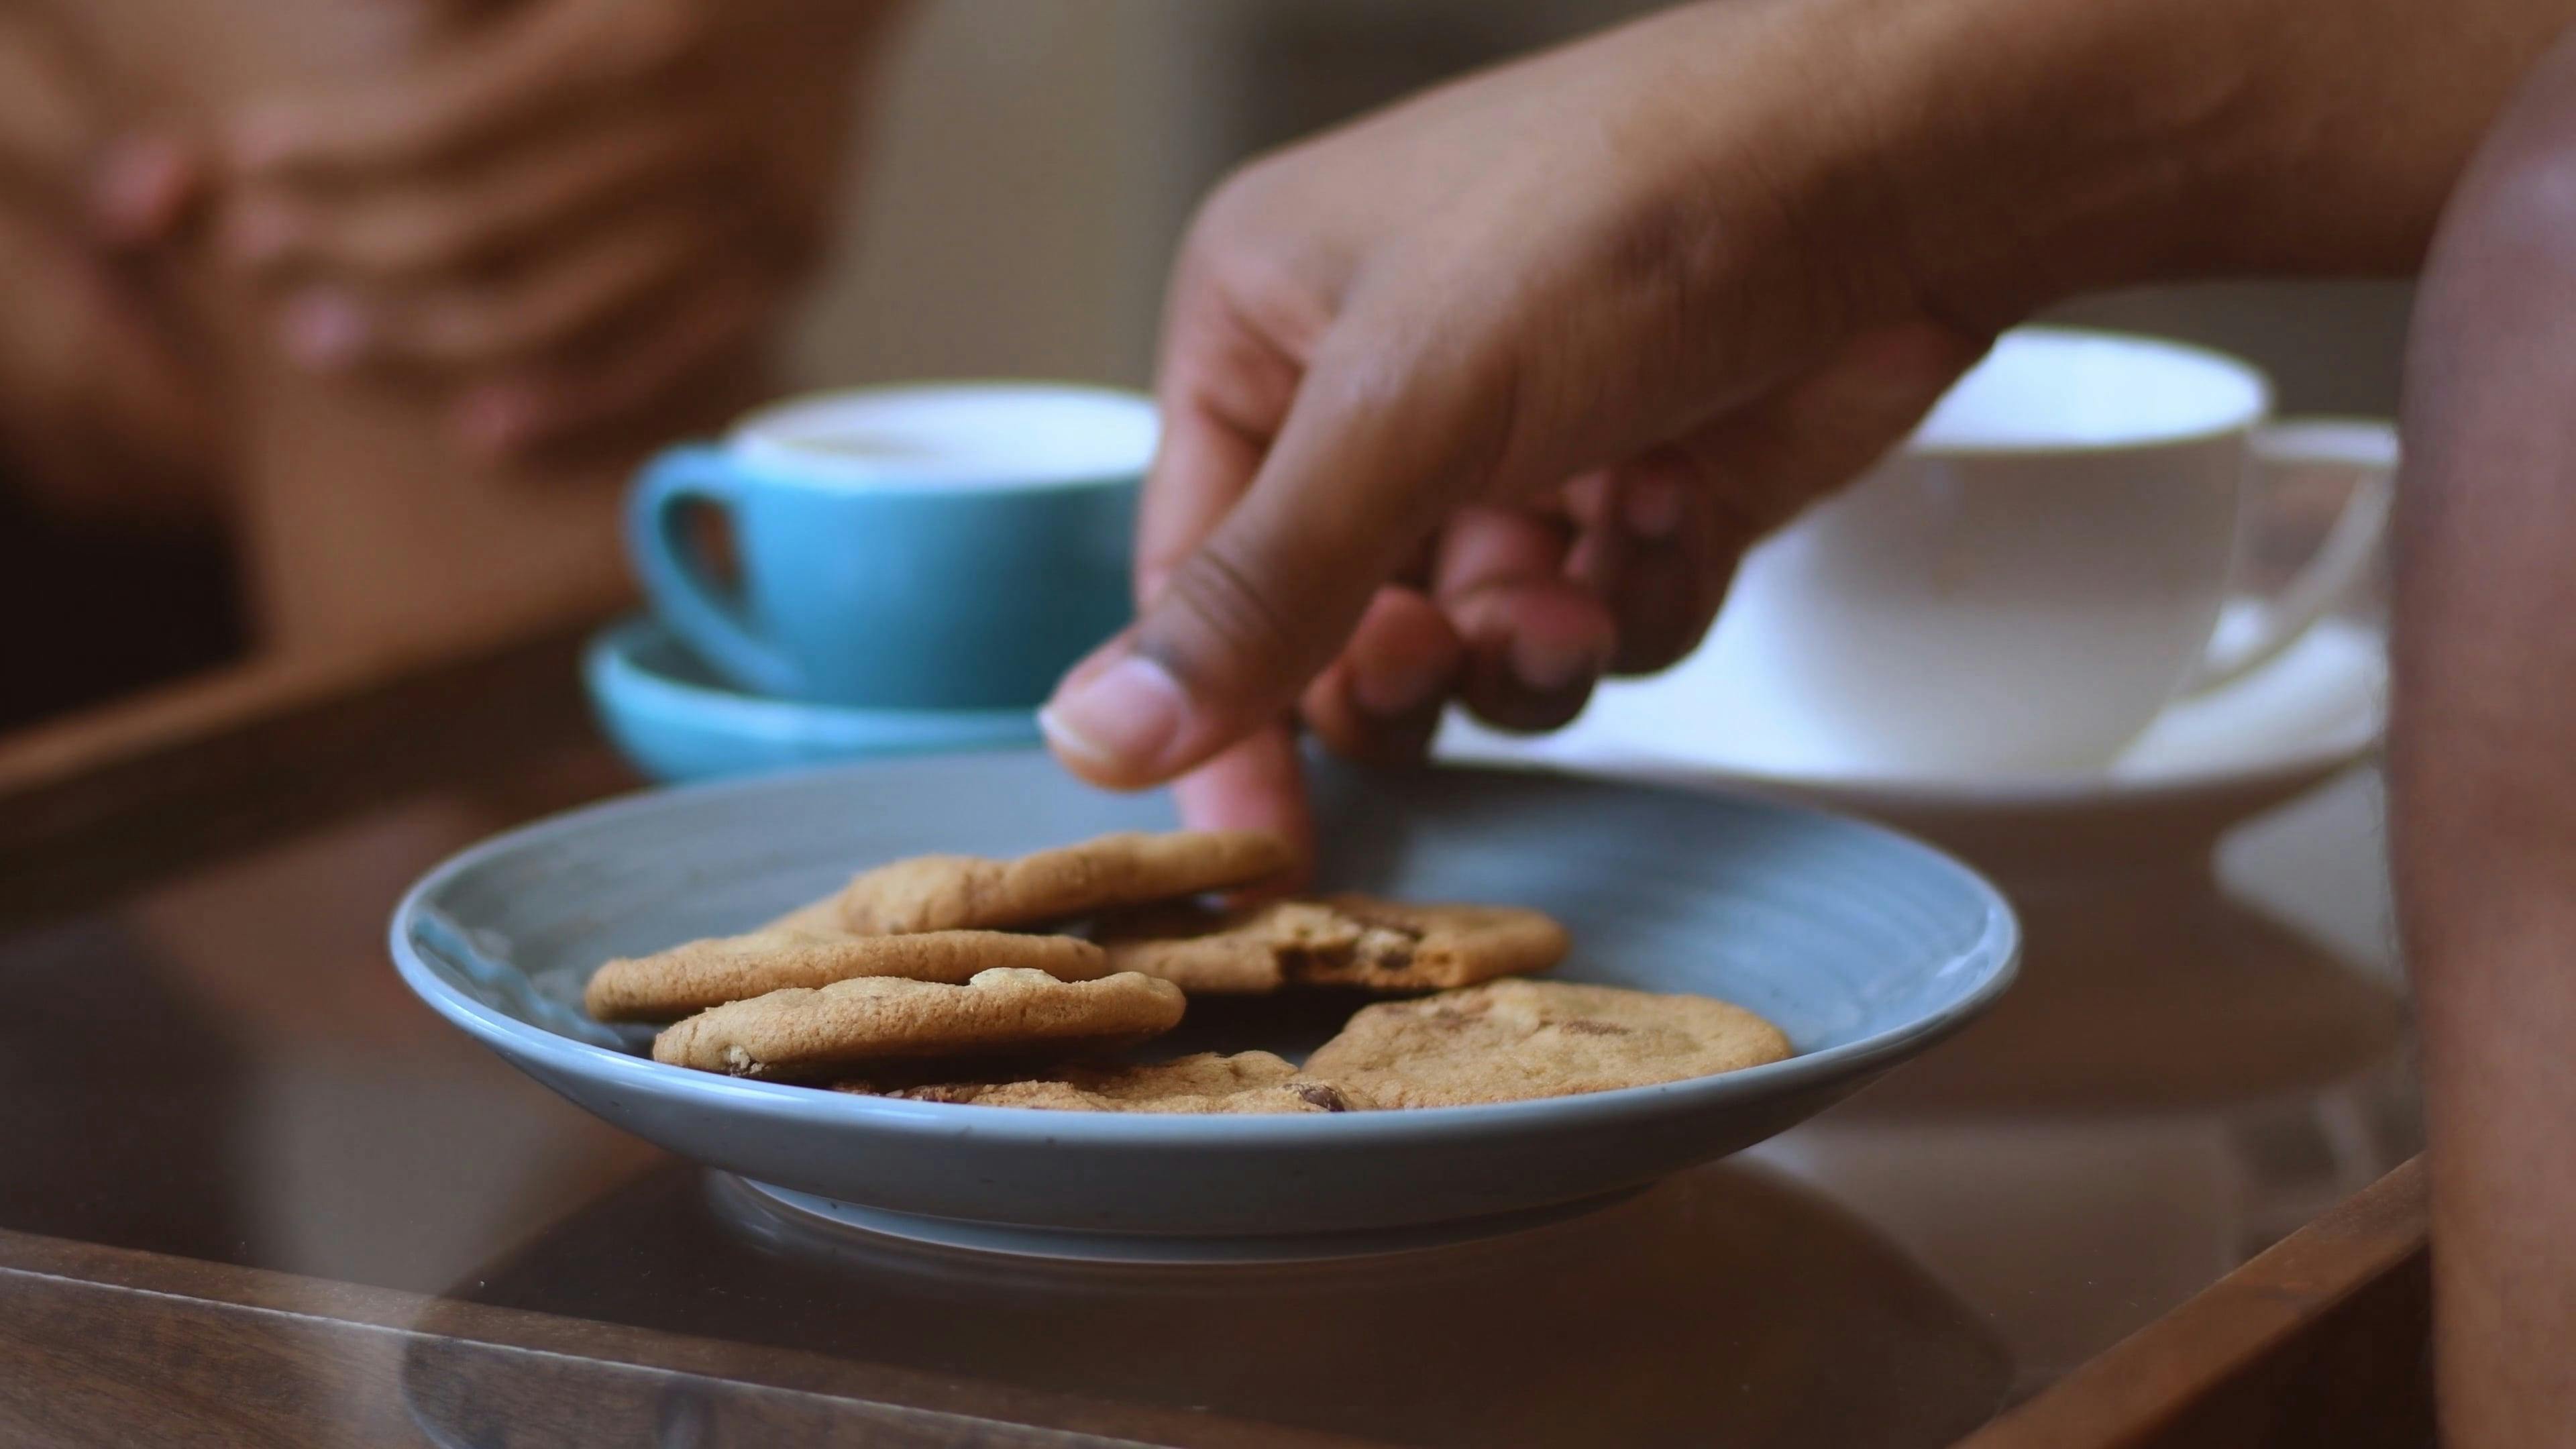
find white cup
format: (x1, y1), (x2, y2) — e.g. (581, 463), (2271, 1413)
(1702, 327), (2394, 773)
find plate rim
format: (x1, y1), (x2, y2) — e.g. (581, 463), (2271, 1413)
(387, 756), (2021, 1142)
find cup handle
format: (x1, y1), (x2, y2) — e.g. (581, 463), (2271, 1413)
(2179, 417), (2396, 696)
(626, 445), (803, 698)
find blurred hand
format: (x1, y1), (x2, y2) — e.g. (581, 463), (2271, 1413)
(200, 0), (904, 460)
(0, 9), (217, 523)
(1038, 0), (1989, 849)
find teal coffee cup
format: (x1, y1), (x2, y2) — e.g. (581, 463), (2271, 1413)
(627, 382), (1154, 709)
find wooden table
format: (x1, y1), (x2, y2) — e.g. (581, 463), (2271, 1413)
(0, 623), (2432, 1447)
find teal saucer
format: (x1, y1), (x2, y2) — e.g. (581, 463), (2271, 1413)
(582, 616), (1041, 783)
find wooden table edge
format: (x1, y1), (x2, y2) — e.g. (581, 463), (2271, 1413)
(0, 1226), (1386, 1449)
(0, 1161), (2434, 1448)
(1962, 1155), (2432, 1448)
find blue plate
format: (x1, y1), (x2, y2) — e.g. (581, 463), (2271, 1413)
(583, 616), (1040, 783)
(390, 754), (2017, 1257)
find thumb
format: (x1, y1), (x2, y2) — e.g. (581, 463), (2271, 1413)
(1042, 347), (1481, 789)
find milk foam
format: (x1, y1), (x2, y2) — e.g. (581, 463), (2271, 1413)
(732, 384), (1159, 488)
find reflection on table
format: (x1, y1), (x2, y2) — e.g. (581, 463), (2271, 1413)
(419, 1159), (2008, 1449)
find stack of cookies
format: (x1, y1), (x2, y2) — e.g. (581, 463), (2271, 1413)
(586, 828), (1792, 1113)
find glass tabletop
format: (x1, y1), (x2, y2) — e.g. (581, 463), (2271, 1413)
(0, 729), (2411, 1448)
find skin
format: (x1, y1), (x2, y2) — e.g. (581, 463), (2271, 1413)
(199, 0), (907, 461)
(89, 0), (906, 462)
(0, 6), (216, 527)
(2392, 29), (2576, 1444)
(1035, 0), (2567, 854)
(7, 0), (898, 659)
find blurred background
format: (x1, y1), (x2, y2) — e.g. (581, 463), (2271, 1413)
(2, 0), (2411, 731)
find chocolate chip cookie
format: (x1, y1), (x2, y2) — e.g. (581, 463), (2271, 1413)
(651, 967), (1185, 1081)
(1304, 977), (1791, 1107)
(585, 929), (1108, 1023)
(837, 1051), (1368, 1114)
(1099, 894), (1568, 994)
(836, 830), (1294, 934)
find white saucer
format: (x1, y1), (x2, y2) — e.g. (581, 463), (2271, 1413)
(1438, 603), (2383, 841)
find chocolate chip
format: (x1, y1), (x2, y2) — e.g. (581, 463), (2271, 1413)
(1292, 1082), (1351, 1112)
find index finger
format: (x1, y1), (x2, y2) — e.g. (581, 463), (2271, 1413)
(1041, 311), (1497, 791)
(1174, 726), (1314, 880)
(1132, 265), (1309, 603)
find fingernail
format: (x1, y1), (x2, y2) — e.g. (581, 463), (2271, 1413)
(1040, 652), (1188, 775)
(1621, 476), (1686, 541)
(280, 290), (368, 370)
(225, 197), (299, 264)
(1352, 648), (1450, 719)
(1510, 633), (1604, 694)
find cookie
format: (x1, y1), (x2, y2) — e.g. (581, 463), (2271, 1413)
(836, 830), (1294, 934)
(584, 929), (1107, 1023)
(1099, 894), (1568, 994)
(1303, 978), (1791, 1107)
(837, 1051), (1369, 1114)
(650, 967), (1185, 1081)
(757, 890), (858, 939)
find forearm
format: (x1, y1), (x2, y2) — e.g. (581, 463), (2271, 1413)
(2392, 26), (2576, 1447)
(1721, 0), (2576, 329)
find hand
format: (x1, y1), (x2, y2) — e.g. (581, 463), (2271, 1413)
(1039, 0), (2557, 851)
(1038, 0), (1989, 849)
(0, 9), (216, 523)
(209, 0), (905, 460)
